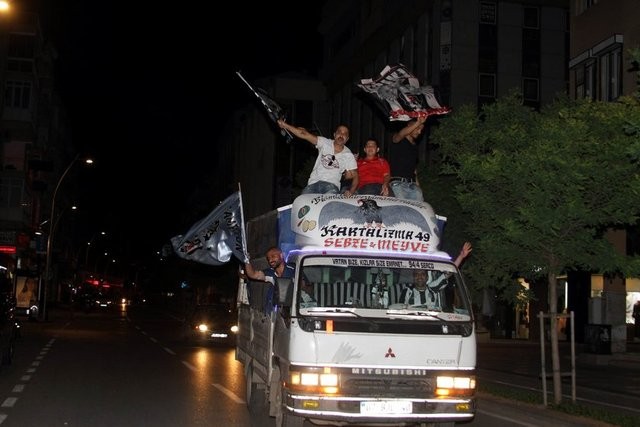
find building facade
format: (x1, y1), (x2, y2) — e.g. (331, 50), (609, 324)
(568, 0), (640, 352)
(0, 6), (72, 314)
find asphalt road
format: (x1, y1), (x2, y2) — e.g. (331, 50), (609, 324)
(0, 305), (636, 426)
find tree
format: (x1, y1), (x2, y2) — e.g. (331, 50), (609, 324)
(430, 89), (640, 404)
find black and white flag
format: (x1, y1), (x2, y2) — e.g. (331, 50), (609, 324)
(171, 191), (249, 266)
(357, 64), (451, 121)
(236, 71), (294, 143)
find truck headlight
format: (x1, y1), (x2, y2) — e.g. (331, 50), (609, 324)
(289, 367), (339, 394)
(436, 375), (476, 396)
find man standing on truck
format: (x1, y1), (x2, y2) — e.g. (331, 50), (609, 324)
(277, 119), (359, 196)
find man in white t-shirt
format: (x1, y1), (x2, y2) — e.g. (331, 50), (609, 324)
(278, 119), (358, 196)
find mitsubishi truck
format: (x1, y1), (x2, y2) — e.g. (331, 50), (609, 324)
(236, 194), (476, 427)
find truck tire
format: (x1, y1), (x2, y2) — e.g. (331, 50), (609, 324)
(246, 363), (267, 415)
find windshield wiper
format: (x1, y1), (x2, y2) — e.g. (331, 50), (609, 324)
(303, 307), (364, 317)
(386, 306), (467, 326)
(386, 308), (439, 319)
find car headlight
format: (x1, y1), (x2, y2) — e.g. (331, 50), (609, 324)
(230, 325), (239, 333)
(197, 324), (209, 332)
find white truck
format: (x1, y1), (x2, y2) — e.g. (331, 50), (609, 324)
(236, 194), (476, 427)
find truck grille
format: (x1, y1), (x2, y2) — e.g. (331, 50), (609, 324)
(342, 376), (434, 397)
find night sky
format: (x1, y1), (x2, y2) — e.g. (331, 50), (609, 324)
(35, 1), (325, 263)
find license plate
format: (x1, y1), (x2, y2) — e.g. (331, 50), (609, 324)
(360, 400), (412, 415)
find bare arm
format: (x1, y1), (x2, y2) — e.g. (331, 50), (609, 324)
(277, 119), (318, 145)
(381, 171), (391, 196)
(391, 116), (426, 143)
(453, 242), (473, 268)
(244, 262), (266, 281)
(343, 170), (359, 196)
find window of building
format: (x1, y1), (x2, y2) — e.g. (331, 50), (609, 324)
(480, 2), (496, 24)
(6, 59), (33, 73)
(600, 47), (622, 101)
(0, 178), (25, 208)
(8, 34), (35, 59)
(3, 80), (32, 109)
(478, 73), (496, 98)
(523, 78), (539, 102)
(522, 28), (541, 77)
(523, 7), (539, 29)
(478, 24), (498, 74)
(575, 0), (598, 15)
(584, 61), (596, 99)
(574, 61), (596, 100)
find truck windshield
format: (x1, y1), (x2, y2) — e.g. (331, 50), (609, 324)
(298, 256), (471, 316)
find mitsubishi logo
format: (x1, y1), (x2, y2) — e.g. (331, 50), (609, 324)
(384, 347), (396, 358)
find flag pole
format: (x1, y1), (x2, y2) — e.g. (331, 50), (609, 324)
(237, 182), (249, 263)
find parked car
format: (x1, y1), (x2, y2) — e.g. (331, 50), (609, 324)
(183, 304), (238, 346)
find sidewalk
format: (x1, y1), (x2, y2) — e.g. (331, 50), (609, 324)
(477, 337), (640, 421)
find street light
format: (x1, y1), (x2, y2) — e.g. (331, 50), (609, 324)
(85, 231), (106, 270)
(42, 154), (93, 320)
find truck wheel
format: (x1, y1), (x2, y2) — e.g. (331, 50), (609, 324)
(246, 363), (267, 415)
(273, 367), (305, 427)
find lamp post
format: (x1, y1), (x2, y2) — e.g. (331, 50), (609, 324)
(42, 154), (93, 320)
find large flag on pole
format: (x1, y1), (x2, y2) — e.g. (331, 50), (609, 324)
(357, 64), (451, 121)
(171, 191), (249, 266)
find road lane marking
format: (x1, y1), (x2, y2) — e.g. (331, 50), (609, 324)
(476, 408), (539, 426)
(11, 385), (24, 393)
(212, 384), (244, 404)
(1, 398), (16, 408)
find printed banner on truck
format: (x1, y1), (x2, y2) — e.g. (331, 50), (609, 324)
(291, 195), (443, 254)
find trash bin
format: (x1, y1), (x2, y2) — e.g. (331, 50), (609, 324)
(584, 324), (611, 354)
